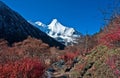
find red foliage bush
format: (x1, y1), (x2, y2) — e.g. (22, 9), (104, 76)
(61, 52), (79, 61)
(0, 37), (65, 78)
(98, 16), (120, 47)
(0, 58), (45, 78)
(99, 26), (120, 47)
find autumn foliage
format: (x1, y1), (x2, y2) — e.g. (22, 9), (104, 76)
(0, 37), (50, 78)
(60, 52), (79, 61)
(99, 31), (120, 47)
(98, 16), (120, 47)
(1, 16), (120, 78)
(106, 55), (120, 77)
(0, 58), (45, 78)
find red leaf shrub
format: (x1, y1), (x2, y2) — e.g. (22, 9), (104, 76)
(99, 28), (120, 47)
(97, 16), (120, 47)
(61, 52), (79, 61)
(0, 58), (45, 78)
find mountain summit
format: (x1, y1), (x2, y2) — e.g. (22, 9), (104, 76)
(32, 19), (81, 45)
(48, 19), (77, 36)
(0, 1), (65, 49)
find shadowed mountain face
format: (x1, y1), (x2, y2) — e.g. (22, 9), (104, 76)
(0, 1), (65, 49)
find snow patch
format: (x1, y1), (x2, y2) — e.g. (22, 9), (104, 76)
(35, 21), (46, 27)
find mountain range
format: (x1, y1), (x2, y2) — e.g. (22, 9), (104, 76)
(30, 19), (81, 45)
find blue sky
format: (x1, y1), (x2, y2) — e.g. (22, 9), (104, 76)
(2, 0), (115, 35)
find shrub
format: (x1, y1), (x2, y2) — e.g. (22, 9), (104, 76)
(0, 58), (45, 78)
(99, 31), (120, 47)
(106, 55), (120, 77)
(61, 52), (79, 61)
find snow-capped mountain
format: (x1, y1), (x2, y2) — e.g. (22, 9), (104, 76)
(30, 19), (81, 45)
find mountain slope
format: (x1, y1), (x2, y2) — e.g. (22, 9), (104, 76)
(0, 1), (65, 49)
(31, 19), (81, 45)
